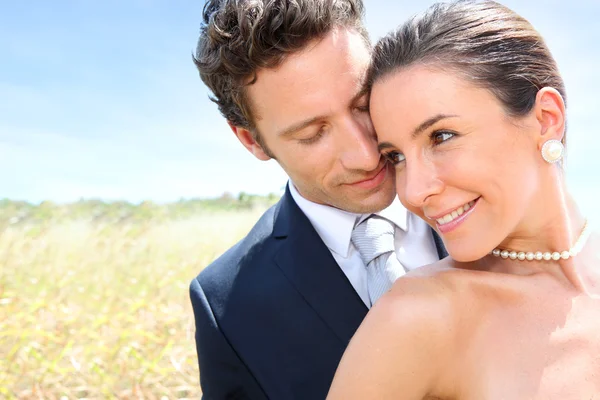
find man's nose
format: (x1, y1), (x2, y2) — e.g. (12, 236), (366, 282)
(338, 116), (381, 172)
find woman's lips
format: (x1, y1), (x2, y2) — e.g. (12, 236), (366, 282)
(434, 197), (481, 234)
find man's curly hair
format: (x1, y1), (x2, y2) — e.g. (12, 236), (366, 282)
(194, 0), (369, 135)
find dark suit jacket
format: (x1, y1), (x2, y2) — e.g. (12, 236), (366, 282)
(189, 186), (447, 400)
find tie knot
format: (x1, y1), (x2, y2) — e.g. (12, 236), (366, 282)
(351, 215), (396, 265)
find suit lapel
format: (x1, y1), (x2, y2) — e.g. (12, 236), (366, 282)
(269, 189), (448, 345)
(431, 228), (449, 259)
(272, 188), (368, 345)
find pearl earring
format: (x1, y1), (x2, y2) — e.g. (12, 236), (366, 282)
(541, 139), (564, 164)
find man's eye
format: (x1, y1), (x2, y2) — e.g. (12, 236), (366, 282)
(383, 151), (406, 165)
(297, 129), (325, 145)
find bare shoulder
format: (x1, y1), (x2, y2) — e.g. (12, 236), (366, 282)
(376, 259), (464, 337)
(328, 261), (464, 399)
(384, 258), (475, 305)
(360, 256), (487, 338)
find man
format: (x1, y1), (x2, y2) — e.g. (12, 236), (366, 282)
(189, 1), (447, 398)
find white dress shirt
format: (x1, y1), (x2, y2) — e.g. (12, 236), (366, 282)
(289, 182), (440, 308)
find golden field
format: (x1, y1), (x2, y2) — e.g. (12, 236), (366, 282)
(0, 199), (273, 399)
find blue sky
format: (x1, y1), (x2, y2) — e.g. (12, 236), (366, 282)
(2, 1), (599, 215)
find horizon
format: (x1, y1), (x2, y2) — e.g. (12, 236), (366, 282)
(2, 0), (598, 220)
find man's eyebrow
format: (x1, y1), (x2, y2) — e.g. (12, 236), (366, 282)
(412, 114), (458, 139)
(277, 116), (327, 138)
(277, 84), (370, 138)
(350, 85), (369, 106)
(277, 71), (372, 138)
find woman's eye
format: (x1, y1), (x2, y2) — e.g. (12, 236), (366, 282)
(383, 151), (406, 165)
(431, 131), (455, 145)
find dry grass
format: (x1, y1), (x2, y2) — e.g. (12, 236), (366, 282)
(0, 209), (267, 399)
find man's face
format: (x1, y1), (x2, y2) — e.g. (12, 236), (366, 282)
(239, 27), (396, 213)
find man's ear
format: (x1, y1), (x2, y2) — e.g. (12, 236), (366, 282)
(228, 122), (272, 161)
(533, 87), (566, 146)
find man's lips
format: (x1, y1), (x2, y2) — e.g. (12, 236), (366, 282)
(346, 164), (388, 190)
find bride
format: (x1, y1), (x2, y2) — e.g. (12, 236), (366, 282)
(327, 1), (600, 399)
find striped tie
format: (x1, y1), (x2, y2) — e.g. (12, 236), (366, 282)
(351, 215), (406, 306)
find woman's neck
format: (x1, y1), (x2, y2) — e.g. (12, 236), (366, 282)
(484, 181), (592, 291)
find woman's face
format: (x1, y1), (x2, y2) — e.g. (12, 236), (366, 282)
(369, 66), (545, 262)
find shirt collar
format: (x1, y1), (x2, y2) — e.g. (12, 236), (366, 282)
(375, 195), (408, 231)
(288, 181), (409, 257)
(289, 182), (359, 257)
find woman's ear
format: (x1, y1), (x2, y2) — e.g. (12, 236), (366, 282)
(228, 122), (272, 161)
(533, 87), (566, 147)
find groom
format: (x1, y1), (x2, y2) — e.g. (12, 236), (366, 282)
(189, 0), (447, 398)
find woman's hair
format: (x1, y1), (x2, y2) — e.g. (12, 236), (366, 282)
(367, 0), (567, 142)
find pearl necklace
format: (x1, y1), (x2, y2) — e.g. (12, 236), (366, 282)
(491, 220), (591, 261)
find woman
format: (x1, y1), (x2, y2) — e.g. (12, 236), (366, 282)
(327, 1), (599, 399)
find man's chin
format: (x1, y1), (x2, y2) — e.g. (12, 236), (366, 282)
(333, 190), (396, 214)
